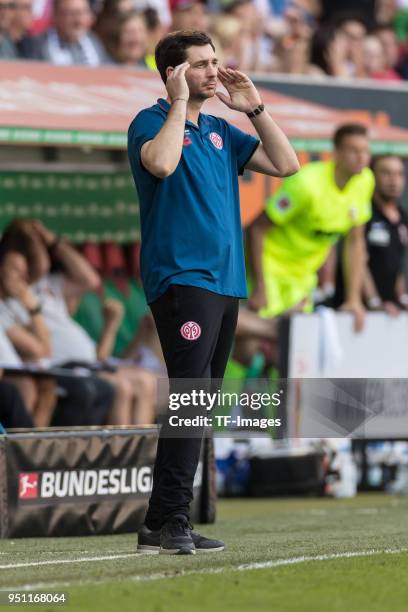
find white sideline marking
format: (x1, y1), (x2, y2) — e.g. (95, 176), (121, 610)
(0, 552), (138, 570)
(1, 547), (407, 590)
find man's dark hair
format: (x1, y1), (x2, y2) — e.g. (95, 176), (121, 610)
(334, 11), (368, 31)
(370, 154), (403, 172)
(333, 123), (368, 148)
(310, 23), (338, 75)
(0, 220), (41, 276)
(155, 30), (215, 84)
(371, 24), (396, 37)
(54, 0), (91, 12)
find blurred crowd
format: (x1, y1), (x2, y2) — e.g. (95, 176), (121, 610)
(1, 0), (408, 81)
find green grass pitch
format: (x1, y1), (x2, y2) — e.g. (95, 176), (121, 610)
(1, 494), (408, 612)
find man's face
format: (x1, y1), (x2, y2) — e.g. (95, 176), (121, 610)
(171, 3), (209, 33)
(0, 1), (15, 34)
(335, 134), (370, 176)
(374, 157), (406, 200)
(0, 252), (29, 293)
(340, 19), (366, 59)
(377, 28), (399, 69)
(118, 15), (147, 63)
(183, 44), (219, 101)
(54, 0), (93, 43)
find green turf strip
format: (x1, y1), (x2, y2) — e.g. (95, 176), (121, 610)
(1, 494), (408, 611)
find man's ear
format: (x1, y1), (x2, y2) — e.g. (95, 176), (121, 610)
(166, 66), (174, 79)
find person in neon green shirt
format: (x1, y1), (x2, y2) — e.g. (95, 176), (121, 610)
(248, 123), (374, 331)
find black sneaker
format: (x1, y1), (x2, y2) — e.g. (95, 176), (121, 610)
(137, 522), (225, 554)
(160, 514), (195, 555)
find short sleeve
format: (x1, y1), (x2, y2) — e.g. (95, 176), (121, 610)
(128, 109), (165, 171)
(227, 123), (259, 175)
(265, 169), (310, 225)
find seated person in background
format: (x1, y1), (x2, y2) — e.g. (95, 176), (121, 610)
(36, 0), (110, 65)
(0, 250), (56, 427)
(0, 247), (115, 427)
(364, 155), (408, 315)
(0, 220), (157, 425)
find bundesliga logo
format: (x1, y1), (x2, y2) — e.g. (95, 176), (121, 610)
(18, 473), (39, 499)
(180, 321), (202, 341)
(209, 132), (223, 150)
(18, 468), (152, 500)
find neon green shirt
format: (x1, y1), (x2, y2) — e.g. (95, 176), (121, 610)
(259, 160), (374, 316)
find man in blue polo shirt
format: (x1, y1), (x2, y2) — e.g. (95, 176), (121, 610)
(128, 30), (299, 555)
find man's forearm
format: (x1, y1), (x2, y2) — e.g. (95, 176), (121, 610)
(54, 240), (100, 290)
(97, 320), (120, 361)
(29, 313), (51, 356)
(343, 232), (367, 303)
(142, 99), (187, 177)
(250, 111), (299, 176)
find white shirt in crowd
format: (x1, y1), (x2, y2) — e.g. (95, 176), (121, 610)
(0, 274), (97, 367)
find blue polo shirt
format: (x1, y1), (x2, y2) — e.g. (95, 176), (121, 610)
(128, 98), (259, 304)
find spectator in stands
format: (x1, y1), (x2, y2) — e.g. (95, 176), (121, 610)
(0, 220), (157, 425)
(107, 12), (149, 67)
(372, 25), (403, 80)
(93, 0), (135, 54)
(219, 0), (264, 71)
(248, 124), (374, 332)
(363, 34), (401, 80)
(8, 0), (39, 59)
(210, 13), (244, 69)
(0, 0), (18, 58)
(272, 0), (317, 74)
(309, 23), (343, 77)
(0, 248), (56, 426)
(37, 0), (109, 65)
(376, 0), (399, 26)
(0, 246), (116, 427)
(335, 13), (367, 78)
(364, 155), (408, 314)
(170, 0), (210, 33)
(310, 15), (367, 78)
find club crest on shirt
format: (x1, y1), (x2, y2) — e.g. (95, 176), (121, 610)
(209, 132), (223, 150)
(183, 129), (192, 146)
(180, 321), (202, 341)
